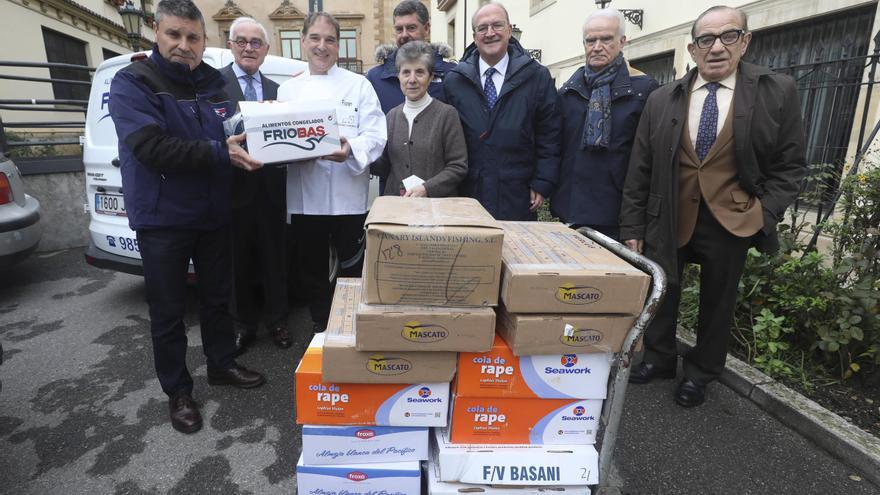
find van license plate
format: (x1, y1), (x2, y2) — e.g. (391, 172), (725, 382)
(95, 193), (126, 216)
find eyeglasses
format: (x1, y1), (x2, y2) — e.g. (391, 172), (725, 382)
(692, 29), (745, 49)
(474, 22), (507, 35)
(233, 38), (264, 49)
(583, 35), (617, 47)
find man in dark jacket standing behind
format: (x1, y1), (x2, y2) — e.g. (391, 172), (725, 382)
(109, 0), (266, 434)
(220, 17), (291, 353)
(553, 8), (657, 240)
(366, 0), (455, 114)
(443, 2), (560, 220)
(620, 6), (806, 407)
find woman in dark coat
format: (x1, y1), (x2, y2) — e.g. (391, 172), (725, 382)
(370, 41), (467, 197)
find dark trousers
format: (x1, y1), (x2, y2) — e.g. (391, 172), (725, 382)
(643, 203), (752, 382)
(291, 213), (367, 328)
(232, 200), (288, 331)
(137, 226), (238, 397)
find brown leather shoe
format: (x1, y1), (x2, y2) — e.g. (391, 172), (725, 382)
(207, 364), (266, 389)
(271, 326), (292, 349)
(169, 393), (202, 434)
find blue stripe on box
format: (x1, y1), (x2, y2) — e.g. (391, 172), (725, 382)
(302, 425), (426, 437)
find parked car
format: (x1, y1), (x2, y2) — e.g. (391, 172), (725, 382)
(83, 48), (378, 279)
(0, 154), (43, 268)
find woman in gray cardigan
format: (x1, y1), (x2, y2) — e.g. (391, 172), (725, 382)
(370, 41), (467, 197)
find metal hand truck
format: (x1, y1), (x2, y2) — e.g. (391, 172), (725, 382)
(576, 227), (668, 495)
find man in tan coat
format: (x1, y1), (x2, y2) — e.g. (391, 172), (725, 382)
(620, 6), (806, 407)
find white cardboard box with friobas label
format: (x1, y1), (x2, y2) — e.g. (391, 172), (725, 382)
(237, 100), (340, 164)
(362, 197), (504, 307)
(499, 222), (650, 314)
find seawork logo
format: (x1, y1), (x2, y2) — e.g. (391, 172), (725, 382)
(419, 387), (432, 398)
(555, 283), (603, 305)
(367, 355), (412, 375)
(402, 321), (449, 343)
(561, 354), (578, 367)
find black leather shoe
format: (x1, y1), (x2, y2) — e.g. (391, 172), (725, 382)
(234, 327), (257, 356)
(207, 364), (266, 389)
(271, 326), (292, 349)
(629, 362), (676, 384)
(169, 393), (202, 434)
(675, 379), (707, 407)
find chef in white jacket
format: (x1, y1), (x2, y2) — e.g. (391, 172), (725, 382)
(277, 12), (387, 333)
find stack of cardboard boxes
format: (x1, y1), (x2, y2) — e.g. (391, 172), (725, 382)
(293, 200), (650, 494)
(431, 222), (649, 493)
(294, 197), (503, 494)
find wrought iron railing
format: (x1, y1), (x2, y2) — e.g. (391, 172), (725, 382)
(0, 60), (93, 174)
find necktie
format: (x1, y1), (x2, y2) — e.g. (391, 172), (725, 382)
(694, 81), (720, 161)
(483, 67), (498, 110)
(244, 74), (257, 102)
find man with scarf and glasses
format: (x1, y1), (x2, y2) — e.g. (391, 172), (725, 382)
(551, 9), (657, 240)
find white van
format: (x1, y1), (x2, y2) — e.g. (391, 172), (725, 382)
(83, 48), (378, 275)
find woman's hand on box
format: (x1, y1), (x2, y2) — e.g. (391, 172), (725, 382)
(227, 133), (263, 171)
(322, 136), (351, 163)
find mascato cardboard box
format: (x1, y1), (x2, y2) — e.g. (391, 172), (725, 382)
(322, 279), (457, 384)
(237, 99), (340, 164)
(499, 222), (650, 314)
(355, 300), (495, 352)
(362, 197), (504, 307)
(294, 333), (450, 426)
(496, 304), (636, 355)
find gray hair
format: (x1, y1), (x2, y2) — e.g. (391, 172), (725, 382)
(395, 40), (435, 73)
(229, 17), (269, 43)
(692, 5), (748, 38)
(303, 12), (340, 39)
(471, 1), (510, 31)
(393, 0), (429, 25)
(584, 8), (626, 38)
(155, 0), (205, 32)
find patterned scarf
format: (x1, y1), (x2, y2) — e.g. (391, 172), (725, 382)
(581, 53), (625, 150)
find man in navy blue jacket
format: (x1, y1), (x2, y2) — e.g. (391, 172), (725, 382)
(109, 0), (265, 434)
(552, 9), (658, 240)
(443, 2), (560, 220)
(366, 0), (455, 114)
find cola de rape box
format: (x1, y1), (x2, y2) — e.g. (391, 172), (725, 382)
(323, 279), (457, 384)
(295, 333), (450, 426)
(237, 99), (340, 164)
(499, 221), (650, 314)
(301, 425), (428, 465)
(455, 334), (612, 399)
(432, 428), (598, 486)
(362, 197), (504, 307)
(449, 395), (602, 445)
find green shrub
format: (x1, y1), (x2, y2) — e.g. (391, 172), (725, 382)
(680, 164), (880, 383)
